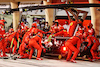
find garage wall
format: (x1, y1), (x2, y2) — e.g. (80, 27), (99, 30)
(56, 8), (91, 16)
(0, 7), (91, 31)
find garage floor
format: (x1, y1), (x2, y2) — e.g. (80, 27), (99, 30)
(0, 56), (100, 67)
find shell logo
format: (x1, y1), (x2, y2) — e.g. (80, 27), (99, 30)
(70, 22), (73, 26)
(63, 30), (66, 32)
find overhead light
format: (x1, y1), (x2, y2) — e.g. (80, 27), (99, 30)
(47, 0), (49, 2)
(65, 0), (68, 4)
(20, 9), (23, 12)
(23, 9), (29, 12)
(61, 0), (64, 2)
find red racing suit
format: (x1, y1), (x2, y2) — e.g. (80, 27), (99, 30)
(90, 36), (99, 59)
(4, 32), (11, 53)
(65, 36), (81, 60)
(18, 42), (29, 59)
(29, 27), (46, 34)
(83, 36), (92, 50)
(0, 25), (7, 56)
(83, 36), (99, 59)
(78, 26), (86, 34)
(22, 31), (31, 44)
(54, 30), (69, 37)
(28, 34), (42, 59)
(68, 21), (77, 36)
(22, 27), (45, 44)
(7, 32), (19, 54)
(51, 25), (60, 34)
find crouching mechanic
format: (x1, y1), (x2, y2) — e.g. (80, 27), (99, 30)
(90, 36), (100, 61)
(65, 31), (82, 63)
(29, 33), (44, 60)
(81, 32), (99, 61)
(18, 42), (29, 59)
(85, 36), (100, 61)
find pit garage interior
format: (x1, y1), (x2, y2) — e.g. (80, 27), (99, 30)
(0, 0), (100, 67)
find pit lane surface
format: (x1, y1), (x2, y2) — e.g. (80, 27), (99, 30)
(0, 56), (100, 67)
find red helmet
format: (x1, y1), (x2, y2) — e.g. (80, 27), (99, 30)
(75, 31), (82, 38)
(31, 28), (38, 34)
(24, 26), (29, 30)
(9, 28), (14, 33)
(32, 23), (37, 28)
(0, 20), (4, 26)
(59, 26), (64, 31)
(21, 22), (25, 26)
(83, 32), (88, 38)
(37, 33), (43, 38)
